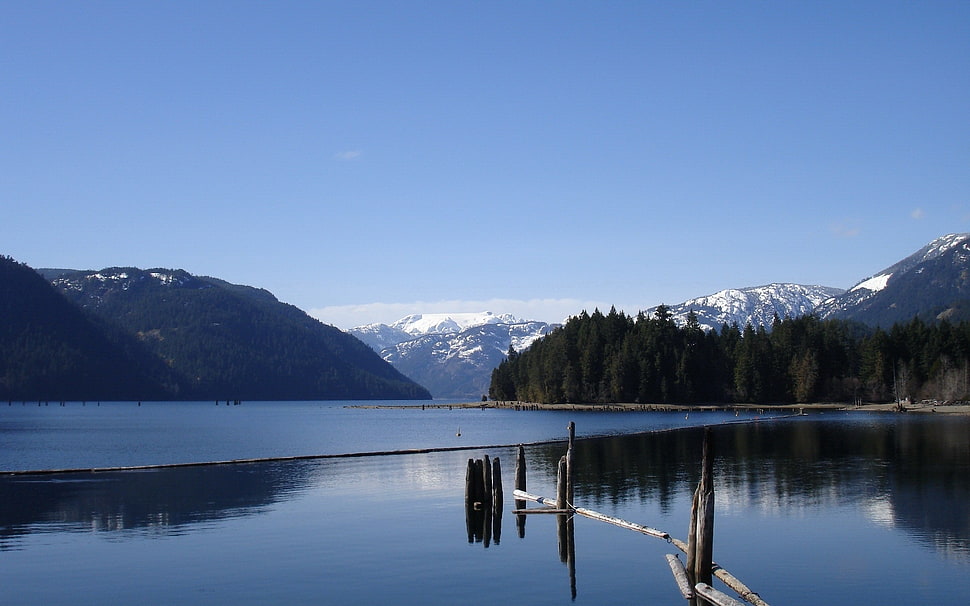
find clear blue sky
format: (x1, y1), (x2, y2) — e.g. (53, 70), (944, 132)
(3, 2), (968, 329)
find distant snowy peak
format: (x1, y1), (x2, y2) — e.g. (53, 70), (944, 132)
(389, 311), (521, 336)
(348, 322), (413, 352)
(348, 312), (556, 398)
(653, 283), (844, 332)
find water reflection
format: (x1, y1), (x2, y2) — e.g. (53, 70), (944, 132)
(0, 461), (315, 549)
(526, 415), (970, 561)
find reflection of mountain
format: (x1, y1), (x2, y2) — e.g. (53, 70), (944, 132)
(532, 418), (970, 559)
(0, 461), (315, 548)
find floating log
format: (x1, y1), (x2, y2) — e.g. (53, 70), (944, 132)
(513, 489), (559, 508)
(511, 508), (574, 514)
(695, 583), (746, 606)
(573, 507), (668, 540)
(665, 554), (693, 599)
(513, 489), (668, 540)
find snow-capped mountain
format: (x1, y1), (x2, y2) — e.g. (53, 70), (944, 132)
(816, 233), (970, 325)
(350, 313), (555, 399)
(648, 283), (845, 332)
(391, 312), (520, 336)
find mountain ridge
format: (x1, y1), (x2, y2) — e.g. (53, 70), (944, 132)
(3, 261), (430, 401)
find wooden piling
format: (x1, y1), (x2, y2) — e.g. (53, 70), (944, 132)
(566, 421), (575, 508)
(689, 428), (715, 585)
(556, 455), (568, 512)
(492, 457), (503, 513)
(514, 445), (527, 538)
(483, 454), (493, 507)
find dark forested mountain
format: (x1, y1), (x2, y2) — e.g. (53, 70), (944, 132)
(816, 233), (970, 326)
(2, 260), (430, 401)
(0, 257), (176, 401)
(46, 267), (430, 401)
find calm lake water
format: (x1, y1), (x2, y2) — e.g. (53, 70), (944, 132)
(2, 401), (968, 605)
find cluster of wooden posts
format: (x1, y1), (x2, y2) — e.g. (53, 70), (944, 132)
(487, 421), (770, 606)
(464, 454), (504, 545)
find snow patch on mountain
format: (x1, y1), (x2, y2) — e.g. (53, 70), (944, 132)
(851, 273), (891, 293)
(651, 283), (844, 332)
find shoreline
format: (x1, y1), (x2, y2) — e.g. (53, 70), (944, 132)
(348, 400), (970, 414)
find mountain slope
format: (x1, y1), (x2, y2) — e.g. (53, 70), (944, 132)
(816, 233), (970, 326)
(0, 257), (175, 400)
(351, 314), (554, 399)
(648, 283), (845, 331)
(48, 267), (430, 400)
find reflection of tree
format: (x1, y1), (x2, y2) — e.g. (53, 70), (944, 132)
(0, 461), (315, 549)
(530, 418), (970, 560)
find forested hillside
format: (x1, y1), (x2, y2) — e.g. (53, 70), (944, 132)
(0, 257), (176, 400)
(489, 306), (970, 404)
(1, 259), (430, 401)
(50, 268), (431, 401)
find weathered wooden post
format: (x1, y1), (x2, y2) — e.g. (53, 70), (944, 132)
(515, 445), (527, 538)
(687, 428), (715, 586)
(556, 455), (568, 511)
(483, 454), (493, 508)
(492, 457), (503, 513)
(566, 421), (575, 509)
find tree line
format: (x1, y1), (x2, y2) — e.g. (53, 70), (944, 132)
(489, 306), (970, 404)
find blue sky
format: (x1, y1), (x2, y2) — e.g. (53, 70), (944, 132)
(3, 2), (968, 329)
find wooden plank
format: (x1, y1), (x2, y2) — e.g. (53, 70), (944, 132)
(665, 554), (693, 599)
(695, 583), (746, 606)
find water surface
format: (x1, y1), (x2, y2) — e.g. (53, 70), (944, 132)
(1, 404), (967, 605)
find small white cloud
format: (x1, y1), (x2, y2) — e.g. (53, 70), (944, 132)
(911, 207), (925, 220)
(309, 298), (616, 330)
(334, 150), (362, 161)
(830, 222), (860, 238)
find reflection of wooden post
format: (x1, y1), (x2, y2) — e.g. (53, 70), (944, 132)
(515, 445), (527, 538)
(687, 428), (715, 586)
